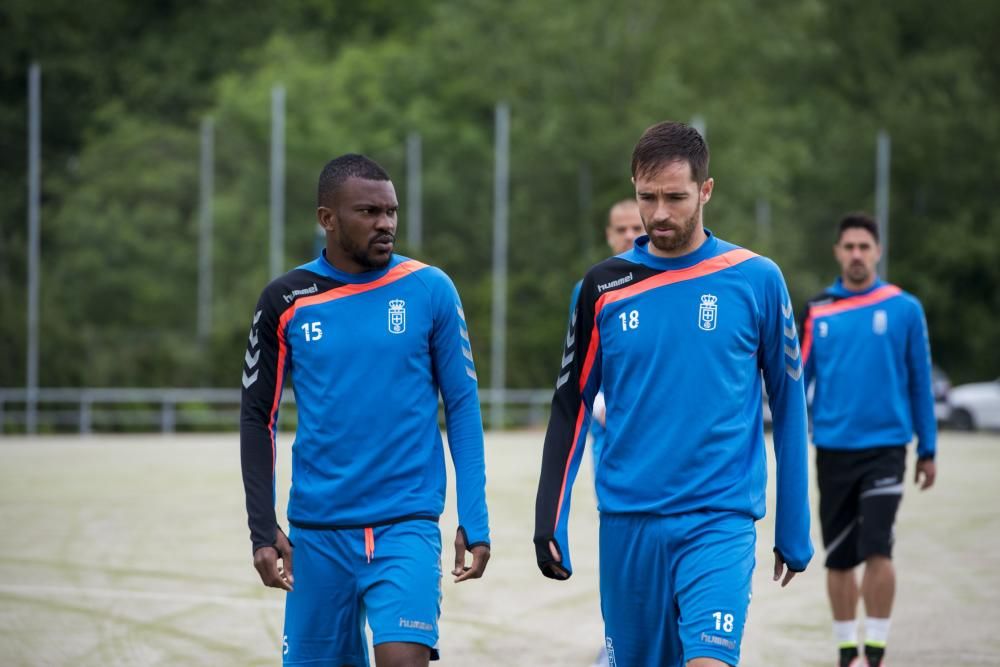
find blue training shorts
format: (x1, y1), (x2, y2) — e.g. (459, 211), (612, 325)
(599, 511), (756, 667)
(283, 520), (442, 666)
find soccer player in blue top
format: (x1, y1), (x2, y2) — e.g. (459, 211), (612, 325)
(802, 213), (937, 667)
(534, 121), (813, 667)
(240, 154), (490, 667)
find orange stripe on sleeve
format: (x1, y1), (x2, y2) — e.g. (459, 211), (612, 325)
(801, 313), (815, 366)
(268, 323), (288, 474)
(553, 403), (588, 532)
(553, 317), (602, 531)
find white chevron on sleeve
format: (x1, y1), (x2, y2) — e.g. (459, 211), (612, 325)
(248, 328), (259, 347)
(781, 302), (793, 319)
(783, 323), (796, 340)
(556, 371), (570, 389)
(242, 369), (259, 388)
(245, 349), (260, 368)
(785, 363), (802, 381)
(253, 309), (262, 325)
(784, 343), (800, 361)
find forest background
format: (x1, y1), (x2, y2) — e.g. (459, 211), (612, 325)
(2, 0), (998, 393)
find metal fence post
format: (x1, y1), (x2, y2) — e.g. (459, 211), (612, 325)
(79, 396), (92, 434)
(161, 400), (176, 433)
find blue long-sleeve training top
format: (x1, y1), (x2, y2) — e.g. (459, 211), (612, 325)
(240, 251), (490, 553)
(534, 232), (814, 577)
(802, 277), (937, 459)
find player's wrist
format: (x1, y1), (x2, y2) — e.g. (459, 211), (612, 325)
(773, 546), (807, 572)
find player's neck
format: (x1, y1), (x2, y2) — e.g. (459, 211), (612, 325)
(324, 244), (389, 275)
(841, 274), (878, 292)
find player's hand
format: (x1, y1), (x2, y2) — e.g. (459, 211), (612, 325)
(253, 528), (294, 591)
(772, 551), (796, 587)
(915, 458), (936, 490)
(452, 528), (490, 582)
(593, 392), (607, 427)
(543, 540), (570, 580)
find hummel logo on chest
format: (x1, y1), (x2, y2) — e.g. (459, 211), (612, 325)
(597, 272), (634, 293)
(282, 283), (319, 304)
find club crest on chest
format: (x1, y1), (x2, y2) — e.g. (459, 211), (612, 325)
(388, 299), (406, 334)
(699, 294), (718, 331)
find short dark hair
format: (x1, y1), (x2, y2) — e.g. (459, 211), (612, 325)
(631, 121), (709, 184)
(317, 154), (390, 207)
(837, 212), (880, 243)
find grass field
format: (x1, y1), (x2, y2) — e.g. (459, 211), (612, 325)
(1, 430), (998, 666)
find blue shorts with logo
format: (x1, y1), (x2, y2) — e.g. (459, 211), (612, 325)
(599, 511), (756, 667)
(283, 520), (442, 666)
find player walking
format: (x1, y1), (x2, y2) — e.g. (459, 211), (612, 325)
(240, 154), (490, 666)
(534, 121), (813, 666)
(802, 213), (937, 667)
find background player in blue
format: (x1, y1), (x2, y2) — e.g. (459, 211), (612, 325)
(801, 213), (937, 667)
(568, 199), (645, 470)
(534, 121), (813, 667)
(240, 154), (490, 666)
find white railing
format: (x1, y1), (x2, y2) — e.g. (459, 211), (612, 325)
(0, 388), (553, 435)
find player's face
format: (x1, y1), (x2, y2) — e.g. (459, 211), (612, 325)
(834, 228), (881, 289)
(318, 177), (399, 273)
(634, 160), (713, 258)
(605, 204), (644, 255)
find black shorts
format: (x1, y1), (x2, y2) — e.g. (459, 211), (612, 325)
(816, 446), (906, 569)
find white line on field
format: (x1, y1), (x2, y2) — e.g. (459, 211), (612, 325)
(0, 583), (283, 609)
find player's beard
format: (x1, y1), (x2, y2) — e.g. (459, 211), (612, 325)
(336, 228), (395, 270)
(646, 201), (701, 254)
(846, 261), (872, 285)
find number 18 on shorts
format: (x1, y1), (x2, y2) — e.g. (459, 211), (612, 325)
(599, 511), (755, 667)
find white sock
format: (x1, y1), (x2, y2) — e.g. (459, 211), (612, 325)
(865, 617), (891, 646)
(833, 619), (858, 647)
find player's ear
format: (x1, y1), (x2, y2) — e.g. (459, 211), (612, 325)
(317, 206), (336, 232)
(700, 177), (714, 204)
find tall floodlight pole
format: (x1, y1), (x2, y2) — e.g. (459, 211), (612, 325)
(270, 85), (286, 279)
(756, 198), (771, 249)
(490, 103), (510, 430)
(26, 63), (41, 435)
(198, 116), (214, 347)
(875, 130), (891, 280)
(690, 114), (707, 140)
(406, 132), (423, 251)
(578, 164), (592, 255)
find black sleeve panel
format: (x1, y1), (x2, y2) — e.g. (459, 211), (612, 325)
(799, 290), (838, 332)
(239, 269), (343, 553)
(533, 259), (658, 576)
